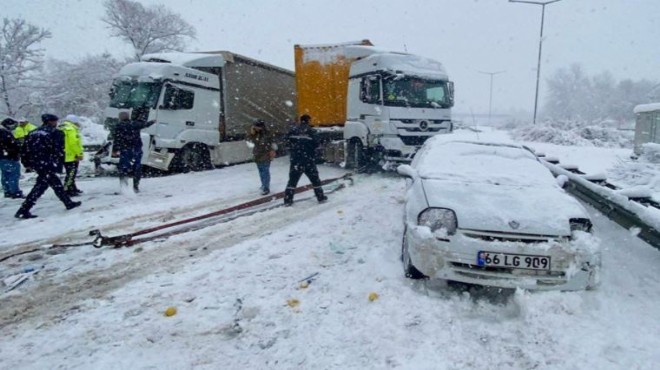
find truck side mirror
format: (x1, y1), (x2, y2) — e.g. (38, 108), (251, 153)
(447, 81), (455, 107)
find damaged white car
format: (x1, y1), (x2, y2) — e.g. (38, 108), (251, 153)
(398, 138), (601, 291)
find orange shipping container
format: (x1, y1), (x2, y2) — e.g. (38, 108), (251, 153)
(294, 40), (373, 127)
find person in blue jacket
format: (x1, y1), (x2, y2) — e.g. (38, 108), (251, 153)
(0, 118), (24, 198)
(283, 114), (327, 206)
(15, 114), (81, 219)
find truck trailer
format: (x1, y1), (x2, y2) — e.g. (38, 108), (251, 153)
(104, 51), (296, 171)
(294, 40), (454, 169)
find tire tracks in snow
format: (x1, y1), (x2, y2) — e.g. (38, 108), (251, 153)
(0, 193), (267, 265)
(0, 197), (347, 331)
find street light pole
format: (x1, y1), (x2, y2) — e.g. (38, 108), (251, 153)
(478, 70), (506, 125)
(509, 0), (563, 124)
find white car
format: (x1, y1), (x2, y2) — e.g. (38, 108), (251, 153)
(398, 138), (601, 291)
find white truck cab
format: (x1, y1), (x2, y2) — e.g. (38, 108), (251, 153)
(345, 52), (454, 165)
(104, 52), (295, 172)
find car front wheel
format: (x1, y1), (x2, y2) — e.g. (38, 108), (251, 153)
(402, 227), (426, 280)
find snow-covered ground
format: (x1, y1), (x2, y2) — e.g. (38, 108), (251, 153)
(1, 130), (659, 369)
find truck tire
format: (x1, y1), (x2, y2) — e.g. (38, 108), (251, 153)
(402, 227), (426, 280)
(346, 139), (366, 172)
(173, 144), (211, 173)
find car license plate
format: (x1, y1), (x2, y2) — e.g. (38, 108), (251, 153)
(477, 251), (551, 270)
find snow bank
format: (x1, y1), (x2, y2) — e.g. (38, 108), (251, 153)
(640, 143), (660, 163)
(609, 143), (660, 202)
(510, 120), (633, 148)
(77, 116), (110, 146)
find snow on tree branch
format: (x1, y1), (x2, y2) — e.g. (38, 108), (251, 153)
(0, 18), (51, 117)
(102, 0), (196, 60)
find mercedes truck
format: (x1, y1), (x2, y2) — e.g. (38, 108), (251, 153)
(294, 40), (454, 169)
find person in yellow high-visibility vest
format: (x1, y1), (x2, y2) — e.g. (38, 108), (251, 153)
(59, 114), (84, 196)
(13, 119), (37, 144)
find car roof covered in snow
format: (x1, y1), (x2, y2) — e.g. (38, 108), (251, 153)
(412, 137), (553, 186)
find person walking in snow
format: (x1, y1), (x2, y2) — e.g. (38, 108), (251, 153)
(283, 114), (327, 206)
(0, 118), (24, 199)
(248, 119), (277, 195)
(59, 114), (84, 196)
(15, 114), (81, 219)
(112, 111), (155, 193)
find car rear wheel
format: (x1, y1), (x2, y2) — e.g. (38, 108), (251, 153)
(402, 227), (426, 279)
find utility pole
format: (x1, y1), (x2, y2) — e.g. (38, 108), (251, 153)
(509, 0), (563, 124)
(478, 70), (506, 125)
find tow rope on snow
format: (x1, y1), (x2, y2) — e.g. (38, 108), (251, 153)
(0, 174), (353, 263)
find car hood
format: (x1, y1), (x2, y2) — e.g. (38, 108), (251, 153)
(421, 179), (587, 236)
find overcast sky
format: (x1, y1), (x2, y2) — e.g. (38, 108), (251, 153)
(6, 0), (660, 116)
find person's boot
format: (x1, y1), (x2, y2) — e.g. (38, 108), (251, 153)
(133, 177), (140, 193)
(15, 202), (37, 219)
(66, 201), (82, 210)
(314, 187), (328, 203)
(283, 188), (295, 206)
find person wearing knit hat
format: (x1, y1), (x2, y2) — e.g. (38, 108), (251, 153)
(15, 113), (81, 219)
(0, 118), (24, 198)
(59, 114), (84, 196)
(248, 119), (277, 195)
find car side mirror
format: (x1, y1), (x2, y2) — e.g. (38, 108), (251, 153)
(397, 164), (417, 178)
(556, 174), (569, 189)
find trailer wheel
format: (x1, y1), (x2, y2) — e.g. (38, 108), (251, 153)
(346, 139), (366, 172)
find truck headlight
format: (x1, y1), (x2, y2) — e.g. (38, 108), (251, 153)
(418, 208), (457, 235)
(570, 218), (593, 233)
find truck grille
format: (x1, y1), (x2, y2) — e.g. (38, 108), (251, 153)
(399, 135), (431, 146)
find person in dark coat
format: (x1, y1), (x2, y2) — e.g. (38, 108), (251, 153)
(15, 114), (81, 219)
(1, 118), (24, 198)
(283, 114), (327, 206)
(112, 111), (155, 192)
(248, 119), (277, 195)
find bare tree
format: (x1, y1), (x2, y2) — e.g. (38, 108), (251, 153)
(544, 63), (658, 123)
(0, 18), (51, 117)
(41, 53), (124, 121)
(102, 0), (196, 60)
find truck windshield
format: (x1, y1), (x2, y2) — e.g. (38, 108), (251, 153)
(109, 80), (162, 109)
(383, 77), (450, 108)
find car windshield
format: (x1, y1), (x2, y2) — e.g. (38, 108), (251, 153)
(382, 76), (450, 108)
(109, 80), (162, 109)
(415, 141), (555, 187)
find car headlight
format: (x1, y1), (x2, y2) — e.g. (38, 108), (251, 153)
(570, 218), (593, 233)
(418, 208), (457, 235)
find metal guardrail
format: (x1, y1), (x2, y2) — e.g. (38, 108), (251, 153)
(536, 154), (660, 250)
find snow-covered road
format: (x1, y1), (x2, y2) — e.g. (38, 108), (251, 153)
(1, 157), (659, 369)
